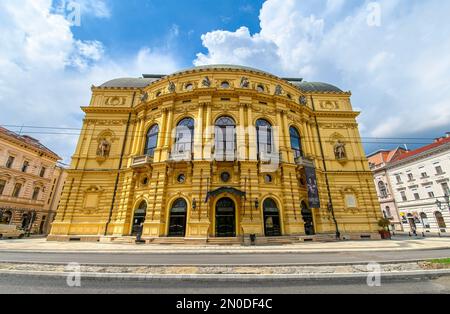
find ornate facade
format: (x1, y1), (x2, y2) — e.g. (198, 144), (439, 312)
(49, 65), (382, 243)
(0, 127), (67, 235)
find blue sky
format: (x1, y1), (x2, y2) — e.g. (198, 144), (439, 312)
(0, 0), (449, 162)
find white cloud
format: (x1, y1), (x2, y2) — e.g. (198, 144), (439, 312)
(0, 0), (179, 162)
(194, 0), (450, 140)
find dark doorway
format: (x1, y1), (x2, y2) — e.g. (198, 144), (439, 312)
(168, 199), (187, 237)
(39, 216), (47, 234)
(216, 198), (236, 237)
(263, 199), (282, 237)
(301, 201), (315, 236)
(131, 201), (147, 236)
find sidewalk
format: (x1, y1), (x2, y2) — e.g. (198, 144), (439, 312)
(1, 237), (450, 254)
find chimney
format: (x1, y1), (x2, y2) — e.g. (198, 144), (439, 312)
(446, 132), (450, 138)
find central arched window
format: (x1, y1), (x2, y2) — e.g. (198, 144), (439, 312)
(168, 198), (188, 237)
(215, 116), (236, 161)
(144, 125), (159, 157)
(378, 181), (388, 198)
(256, 119), (273, 157)
(289, 126), (303, 159)
(174, 118), (195, 154)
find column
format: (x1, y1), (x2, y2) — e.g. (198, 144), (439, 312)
(194, 103), (204, 160)
(247, 105), (257, 161)
(238, 104), (247, 161)
(203, 104), (212, 160)
(281, 111), (292, 163)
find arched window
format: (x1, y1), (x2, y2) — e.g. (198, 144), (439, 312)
(378, 181), (388, 198)
(168, 198), (188, 237)
(435, 211), (447, 229)
(289, 126), (303, 159)
(263, 198), (281, 237)
(256, 119), (273, 157)
(144, 125), (159, 157)
(420, 212), (430, 229)
(174, 118), (195, 154)
(215, 116), (236, 161)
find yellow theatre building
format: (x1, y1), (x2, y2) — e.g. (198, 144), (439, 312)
(49, 65), (382, 244)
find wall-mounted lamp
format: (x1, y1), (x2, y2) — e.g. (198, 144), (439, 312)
(192, 198), (197, 210)
(254, 199), (259, 210)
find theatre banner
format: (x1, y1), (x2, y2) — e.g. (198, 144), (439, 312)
(305, 165), (320, 209)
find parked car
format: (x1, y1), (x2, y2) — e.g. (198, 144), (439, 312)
(0, 224), (25, 239)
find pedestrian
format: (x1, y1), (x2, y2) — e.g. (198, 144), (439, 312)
(412, 226), (417, 237)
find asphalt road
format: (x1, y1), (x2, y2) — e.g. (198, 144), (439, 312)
(0, 273), (449, 294)
(0, 249), (449, 265)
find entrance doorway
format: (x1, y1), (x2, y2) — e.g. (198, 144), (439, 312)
(132, 201), (147, 236)
(301, 201), (315, 236)
(215, 198), (236, 237)
(168, 199), (187, 237)
(263, 198), (282, 237)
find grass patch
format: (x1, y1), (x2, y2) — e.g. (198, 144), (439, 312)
(430, 258), (450, 265)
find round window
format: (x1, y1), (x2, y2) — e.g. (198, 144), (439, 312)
(221, 81), (230, 89)
(220, 172), (231, 183)
(257, 84), (265, 92)
(142, 177), (149, 185)
(265, 175), (273, 183)
(185, 83), (193, 91)
(177, 174), (186, 184)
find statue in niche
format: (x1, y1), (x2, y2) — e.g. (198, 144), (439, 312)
(97, 138), (111, 158)
(168, 82), (176, 93)
(300, 95), (307, 105)
(240, 77), (250, 88)
(334, 140), (347, 160)
(275, 84), (283, 96)
(140, 92), (149, 102)
(202, 76), (211, 88)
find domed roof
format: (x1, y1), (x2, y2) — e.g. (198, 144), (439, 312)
(99, 77), (160, 88)
(292, 81), (343, 93)
(97, 65), (345, 93)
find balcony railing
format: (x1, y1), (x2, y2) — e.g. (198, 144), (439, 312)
(131, 155), (153, 168)
(259, 151), (281, 163)
(169, 150), (193, 162)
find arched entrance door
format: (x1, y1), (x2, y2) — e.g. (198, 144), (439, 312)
(301, 201), (315, 236)
(215, 198), (236, 237)
(263, 199), (282, 237)
(168, 199), (188, 237)
(132, 201), (147, 236)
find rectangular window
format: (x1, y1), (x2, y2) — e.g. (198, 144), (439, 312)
(421, 172), (428, 178)
(436, 166), (444, 175)
(396, 175), (402, 184)
(12, 183), (22, 198)
(428, 192), (435, 198)
(32, 187), (40, 201)
(407, 173), (414, 181)
(413, 193), (420, 200)
(0, 180), (6, 195)
(400, 191), (407, 202)
(40, 167), (46, 178)
(22, 161), (29, 173)
(6, 156), (15, 169)
(442, 183), (450, 196)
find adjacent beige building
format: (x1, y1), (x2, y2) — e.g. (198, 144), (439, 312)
(0, 127), (67, 235)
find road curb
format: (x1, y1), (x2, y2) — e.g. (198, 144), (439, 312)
(1, 246), (450, 255)
(0, 258), (445, 267)
(0, 269), (450, 281)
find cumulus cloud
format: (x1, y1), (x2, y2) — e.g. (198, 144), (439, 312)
(194, 0), (450, 140)
(0, 0), (179, 162)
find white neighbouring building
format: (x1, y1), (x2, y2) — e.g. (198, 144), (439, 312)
(383, 134), (450, 234)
